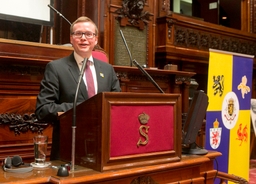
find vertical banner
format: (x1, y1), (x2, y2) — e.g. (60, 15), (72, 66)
(206, 49), (253, 182)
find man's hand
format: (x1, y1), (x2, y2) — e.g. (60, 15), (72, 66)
(57, 112), (65, 116)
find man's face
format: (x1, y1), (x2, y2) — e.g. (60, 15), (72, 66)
(70, 21), (98, 58)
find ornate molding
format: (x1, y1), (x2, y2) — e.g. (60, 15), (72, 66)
(175, 76), (191, 85)
(0, 19), (41, 42)
(131, 176), (157, 184)
(115, 0), (153, 30)
(161, 0), (170, 12)
(116, 71), (129, 81)
(173, 25), (256, 55)
(0, 113), (51, 135)
(167, 19), (173, 39)
(0, 64), (45, 76)
(116, 71), (170, 82)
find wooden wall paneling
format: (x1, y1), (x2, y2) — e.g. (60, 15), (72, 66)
(108, 0), (157, 67)
(241, 0), (250, 32)
(105, 0), (116, 63)
(83, 0), (106, 48)
(197, 0), (219, 24)
(156, 13), (256, 63)
(155, 13), (256, 71)
(155, 13), (256, 97)
(103, 0), (112, 58)
(99, 0), (108, 49)
(251, 0), (256, 33)
(158, 0), (171, 17)
(0, 125), (53, 163)
(57, 0), (78, 45)
(0, 71), (53, 163)
(146, 0), (156, 67)
(113, 65), (195, 113)
(115, 66), (171, 93)
(149, 0), (159, 66)
(0, 39), (73, 163)
(0, 38), (73, 65)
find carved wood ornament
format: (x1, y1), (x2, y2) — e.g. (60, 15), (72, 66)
(171, 23), (256, 55)
(0, 113), (51, 135)
(115, 0), (153, 30)
(131, 176), (157, 184)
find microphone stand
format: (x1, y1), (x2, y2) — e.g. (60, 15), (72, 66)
(48, 3), (80, 171)
(71, 58), (88, 171)
(132, 59), (164, 93)
(119, 30), (133, 67)
(119, 29), (164, 93)
(48, 4), (72, 26)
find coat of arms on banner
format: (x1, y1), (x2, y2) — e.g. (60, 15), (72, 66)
(213, 75), (224, 97)
(237, 75), (250, 99)
(222, 91), (239, 129)
(210, 119), (222, 149)
(236, 123), (248, 146)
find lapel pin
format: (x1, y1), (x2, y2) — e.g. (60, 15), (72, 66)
(100, 73), (104, 78)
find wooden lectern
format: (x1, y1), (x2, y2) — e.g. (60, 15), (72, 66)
(59, 92), (182, 172)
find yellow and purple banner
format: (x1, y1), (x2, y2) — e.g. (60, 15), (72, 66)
(206, 49), (253, 182)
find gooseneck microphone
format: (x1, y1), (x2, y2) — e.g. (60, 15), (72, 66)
(73, 58), (87, 126)
(119, 30), (165, 93)
(71, 58), (88, 171)
(119, 30), (133, 67)
(48, 4), (72, 26)
(132, 59), (165, 93)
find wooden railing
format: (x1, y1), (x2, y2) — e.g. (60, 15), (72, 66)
(155, 12), (256, 71)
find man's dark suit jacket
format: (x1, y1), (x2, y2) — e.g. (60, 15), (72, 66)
(35, 52), (121, 159)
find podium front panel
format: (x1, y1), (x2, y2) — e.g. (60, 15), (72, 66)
(110, 104), (174, 157)
(59, 92), (182, 172)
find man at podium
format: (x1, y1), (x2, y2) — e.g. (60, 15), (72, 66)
(35, 16), (121, 160)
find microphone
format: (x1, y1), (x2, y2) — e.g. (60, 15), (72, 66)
(71, 58), (88, 171)
(119, 30), (165, 94)
(48, 4), (72, 26)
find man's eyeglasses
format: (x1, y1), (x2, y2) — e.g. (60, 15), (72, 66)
(71, 31), (96, 39)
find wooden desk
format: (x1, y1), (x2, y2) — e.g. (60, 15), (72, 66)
(0, 151), (221, 184)
(114, 66), (195, 113)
